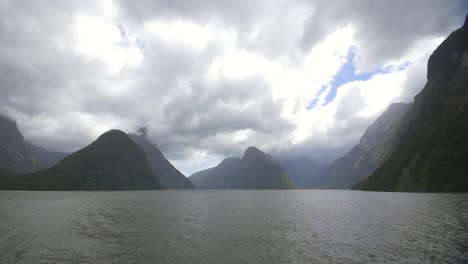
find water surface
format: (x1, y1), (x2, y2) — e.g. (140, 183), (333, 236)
(1, 190), (467, 263)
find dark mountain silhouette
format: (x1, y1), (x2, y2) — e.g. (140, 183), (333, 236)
(189, 146), (293, 189)
(353, 16), (468, 192)
(129, 133), (194, 189)
(1, 130), (166, 190)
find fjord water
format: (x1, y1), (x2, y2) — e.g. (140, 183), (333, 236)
(1, 190), (467, 263)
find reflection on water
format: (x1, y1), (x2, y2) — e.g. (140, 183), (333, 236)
(1, 190), (467, 263)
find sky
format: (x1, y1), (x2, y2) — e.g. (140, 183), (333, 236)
(0, 1), (466, 175)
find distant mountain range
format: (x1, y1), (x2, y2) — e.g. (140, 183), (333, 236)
(1, 130), (166, 190)
(0, 114), (194, 190)
(0, 17), (466, 192)
(353, 16), (468, 192)
(190, 146), (293, 189)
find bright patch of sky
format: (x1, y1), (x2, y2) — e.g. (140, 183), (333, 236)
(306, 49), (413, 110)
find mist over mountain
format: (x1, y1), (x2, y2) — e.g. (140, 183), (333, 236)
(129, 133), (195, 189)
(323, 103), (412, 189)
(24, 142), (67, 169)
(1, 130), (166, 190)
(278, 157), (328, 188)
(353, 17), (468, 192)
(190, 146), (293, 189)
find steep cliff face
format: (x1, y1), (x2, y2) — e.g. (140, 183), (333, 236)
(324, 103), (412, 189)
(0, 114), (41, 173)
(353, 17), (468, 192)
(190, 146), (293, 189)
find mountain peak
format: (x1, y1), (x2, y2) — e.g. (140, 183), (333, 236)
(242, 146), (266, 160)
(190, 146), (292, 189)
(4, 129), (166, 190)
(96, 129), (127, 142)
(464, 13), (468, 28)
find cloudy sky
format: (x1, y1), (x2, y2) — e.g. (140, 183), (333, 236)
(0, 0), (466, 175)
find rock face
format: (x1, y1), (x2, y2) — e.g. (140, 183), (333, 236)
(1, 130), (166, 190)
(0, 114), (41, 173)
(0, 113), (66, 174)
(324, 103), (412, 189)
(129, 134), (195, 189)
(190, 146), (293, 189)
(353, 17), (468, 192)
(280, 157), (328, 188)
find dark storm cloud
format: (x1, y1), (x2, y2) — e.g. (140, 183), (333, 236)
(115, 0), (269, 29)
(300, 0), (465, 72)
(116, 0), (465, 71)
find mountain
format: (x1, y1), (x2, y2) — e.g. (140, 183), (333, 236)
(24, 142), (67, 169)
(128, 133), (195, 189)
(190, 146), (293, 189)
(0, 114), (41, 173)
(353, 16), (468, 192)
(323, 103), (412, 189)
(279, 157), (328, 188)
(1, 130), (166, 190)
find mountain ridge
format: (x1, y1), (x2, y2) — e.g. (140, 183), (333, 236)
(128, 133), (195, 189)
(323, 102), (412, 189)
(190, 146), (293, 189)
(1, 129), (166, 190)
(353, 17), (468, 192)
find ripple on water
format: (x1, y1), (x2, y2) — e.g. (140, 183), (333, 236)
(0, 190), (467, 264)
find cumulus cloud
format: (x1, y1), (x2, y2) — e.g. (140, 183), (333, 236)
(0, 0), (465, 174)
